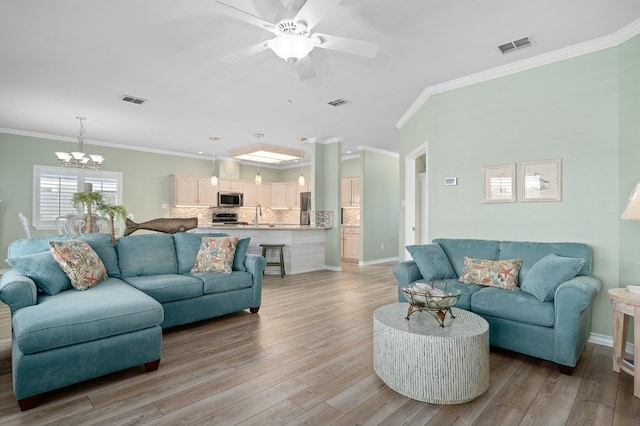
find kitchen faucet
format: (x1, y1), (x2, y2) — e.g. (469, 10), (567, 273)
(254, 203), (262, 226)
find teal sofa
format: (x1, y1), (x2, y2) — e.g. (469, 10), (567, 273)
(393, 238), (601, 374)
(0, 232), (265, 410)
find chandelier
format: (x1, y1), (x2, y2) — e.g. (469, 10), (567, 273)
(55, 117), (104, 169)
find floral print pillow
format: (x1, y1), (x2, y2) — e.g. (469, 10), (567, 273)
(49, 239), (108, 290)
(191, 236), (239, 274)
(458, 257), (522, 290)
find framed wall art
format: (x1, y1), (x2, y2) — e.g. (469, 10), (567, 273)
(481, 163), (516, 203)
(520, 158), (562, 202)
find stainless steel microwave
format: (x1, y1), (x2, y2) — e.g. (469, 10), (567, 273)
(218, 192), (243, 207)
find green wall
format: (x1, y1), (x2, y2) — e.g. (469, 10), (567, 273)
(361, 150), (399, 262)
(342, 157), (360, 177)
(398, 36), (640, 337)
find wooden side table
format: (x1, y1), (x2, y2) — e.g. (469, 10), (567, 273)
(607, 287), (640, 398)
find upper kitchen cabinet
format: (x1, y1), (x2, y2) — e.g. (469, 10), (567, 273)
(170, 175), (217, 207)
(218, 179), (242, 192)
(270, 183), (286, 209)
(243, 181), (271, 207)
(341, 177), (360, 207)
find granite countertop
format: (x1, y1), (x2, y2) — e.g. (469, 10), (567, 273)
(197, 224), (332, 230)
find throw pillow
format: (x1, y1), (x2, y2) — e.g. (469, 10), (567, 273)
(49, 239), (108, 290)
(406, 244), (457, 281)
(6, 251), (72, 295)
(521, 253), (586, 302)
(459, 257), (522, 290)
(191, 236), (239, 274)
(233, 237), (251, 272)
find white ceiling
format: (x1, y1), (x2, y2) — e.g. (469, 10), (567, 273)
(1, 0), (639, 164)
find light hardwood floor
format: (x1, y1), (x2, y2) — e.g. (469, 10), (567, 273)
(0, 262), (639, 425)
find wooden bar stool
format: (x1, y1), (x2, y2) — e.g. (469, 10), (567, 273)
(260, 244), (285, 277)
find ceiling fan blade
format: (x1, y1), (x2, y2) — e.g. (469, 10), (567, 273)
(216, 1), (279, 34)
(220, 41), (270, 63)
(295, 56), (316, 81)
(312, 33), (379, 58)
(294, 0), (342, 32)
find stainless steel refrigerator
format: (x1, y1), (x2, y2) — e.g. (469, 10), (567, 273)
(300, 192), (311, 225)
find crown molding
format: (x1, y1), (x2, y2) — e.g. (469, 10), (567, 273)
(396, 18), (640, 129)
(0, 127), (208, 160)
(357, 145), (400, 158)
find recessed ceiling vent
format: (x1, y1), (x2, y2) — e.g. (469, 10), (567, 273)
(327, 98), (350, 107)
(120, 95), (147, 105)
(498, 36), (533, 55)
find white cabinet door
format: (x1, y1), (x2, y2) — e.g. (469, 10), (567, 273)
(285, 183), (298, 208)
(197, 177), (217, 206)
(242, 181), (258, 207)
(271, 183), (286, 209)
(258, 184), (271, 207)
(341, 177), (360, 207)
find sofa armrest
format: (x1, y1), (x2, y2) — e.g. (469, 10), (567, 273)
(554, 275), (601, 313)
(244, 254), (266, 277)
(0, 270), (38, 314)
(393, 261), (423, 287)
(553, 275), (602, 366)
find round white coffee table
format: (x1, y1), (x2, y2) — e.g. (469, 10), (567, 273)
(373, 303), (489, 404)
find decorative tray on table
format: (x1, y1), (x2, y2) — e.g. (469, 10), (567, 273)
(402, 282), (462, 327)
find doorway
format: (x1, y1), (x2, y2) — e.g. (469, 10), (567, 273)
(404, 144), (428, 258)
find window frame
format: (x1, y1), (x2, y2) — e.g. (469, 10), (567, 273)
(33, 165), (124, 230)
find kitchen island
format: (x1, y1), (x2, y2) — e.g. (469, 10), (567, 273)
(194, 224), (330, 275)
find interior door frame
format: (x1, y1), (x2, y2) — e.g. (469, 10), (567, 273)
(404, 143), (427, 259)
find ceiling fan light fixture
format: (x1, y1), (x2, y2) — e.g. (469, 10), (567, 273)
(268, 35), (314, 63)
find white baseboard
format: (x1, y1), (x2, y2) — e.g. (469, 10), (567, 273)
(589, 332), (634, 354)
(324, 265), (342, 272)
(360, 256), (399, 266)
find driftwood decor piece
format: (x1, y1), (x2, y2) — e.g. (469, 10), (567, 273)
(124, 217), (198, 236)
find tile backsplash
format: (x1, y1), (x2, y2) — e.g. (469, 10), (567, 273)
(342, 207), (360, 225)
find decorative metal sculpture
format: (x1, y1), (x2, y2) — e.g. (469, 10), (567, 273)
(124, 217), (198, 236)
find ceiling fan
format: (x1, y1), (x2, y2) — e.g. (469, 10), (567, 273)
(217, 0), (380, 80)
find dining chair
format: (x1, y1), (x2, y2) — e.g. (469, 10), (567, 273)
(18, 213), (34, 238)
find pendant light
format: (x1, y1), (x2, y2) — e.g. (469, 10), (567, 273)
(209, 137), (219, 186)
(298, 150), (305, 186)
(297, 138), (307, 186)
(55, 116), (104, 169)
(253, 133), (263, 185)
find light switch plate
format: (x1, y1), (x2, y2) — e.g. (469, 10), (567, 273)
(444, 177), (457, 186)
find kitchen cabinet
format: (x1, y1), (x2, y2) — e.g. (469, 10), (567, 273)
(170, 175), (216, 207)
(341, 177), (360, 207)
(285, 183), (298, 208)
(270, 183), (286, 209)
(218, 179), (242, 193)
(243, 181), (271, 207)
(341, 226), (360, 262)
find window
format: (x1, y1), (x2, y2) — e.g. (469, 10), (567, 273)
(33, 165), (123, 230)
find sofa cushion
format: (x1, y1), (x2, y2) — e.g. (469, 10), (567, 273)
(406, 244), (457, 282)
(116, 234), (178, 277)
(76, 233), (121, 278)
(459, 257), (522, 290)
(520, 254), (586, 302)
(498, 241), (591, 282)
(233, 237), (251, 272)
(6, 251), (72, 295)
(173, 232), (229, 274)
(7, 233), (121, 278)
(471, 287), (555, 327)
(433, 238), (501, 277)
(49, 239), (109, 290)
(122, 274), (203, 303)
(189, 271), (254, 295)
(191, 236), (239, 274)
(13, 278), (163, 355)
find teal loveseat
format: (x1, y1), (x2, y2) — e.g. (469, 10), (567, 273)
(393, 238), (602, 374)
(0, 232), (265, 410)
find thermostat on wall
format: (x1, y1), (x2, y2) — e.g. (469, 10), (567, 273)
(444, 177), (457, 186)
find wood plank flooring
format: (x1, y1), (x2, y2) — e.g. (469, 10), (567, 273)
(0, 262), (639, 425)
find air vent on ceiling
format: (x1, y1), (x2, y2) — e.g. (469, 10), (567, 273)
(327, 98), (350, 107)
(120, 95), (147, 105)
(498, 36), (533, 55)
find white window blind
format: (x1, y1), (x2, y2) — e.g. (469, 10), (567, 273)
(33, 166), (123, 230)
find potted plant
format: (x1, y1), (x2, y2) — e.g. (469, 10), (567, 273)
(97, 203), (128, 243)
(71, 191), (103, 234)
